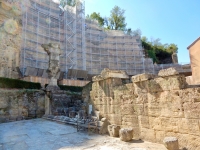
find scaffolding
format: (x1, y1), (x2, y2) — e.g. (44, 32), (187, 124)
(21, 0), (85, 77)
(84, 19), (155, 75)
(20, 0), (156, 77)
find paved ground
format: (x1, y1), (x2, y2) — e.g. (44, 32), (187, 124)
(0, 119), (167, 150)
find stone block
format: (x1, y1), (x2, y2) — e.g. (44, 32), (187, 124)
(109, 105), (121, 114)
(138, 115), (150, 128)
(135, 104), (144, 115)
(149, 117), (162, 131)
(187, 119), (200, 136)
(159, 91), (184, 118)
(107, 114), (122, 125)
(111, 93), (121, 105)
(121, 104), (135, 115)
(132, 73), (156, 83)
(122, 115), (139, 127)
(140, 128), (156, 142)
(101, 68), (129, 79)
(133, 81), (148, 94)
(158, 67), (179, 77)
(148, 75), (186, 92)
(120, 94), (134, 105)
(163, 137), (179, 150)
(160, 118), (179, 133)
(136, 93), (148, 104)
(183, 102), (200, 119)
(156, 130), (165, 143)
(177, 118), (189, 134)
(148, 103), (161, 117)
(119, 128), (133, 142)
(179, 88), (200, 103)
(108, 124), (120, 137)
(0, 97), (9, 109)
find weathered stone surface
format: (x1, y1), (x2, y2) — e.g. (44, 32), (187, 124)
(132, 73), (156, 83)
(138, 116), (149, 128)
(41, 43), (62, 91)
(0, 1), (22, 79)
(0, 89), (45, 122)
(148, 75), (186, 92)
(99, 118), (109, 134)
(163, 137), (179, 150)
(122, 115), (138, 127)
(140, 128), (156, 142)
(107, 114), (122, 125)
(108, 124), (120, 137)
(92, 68), (129, 82)
(89, 73), (200, 149)
(119, 128), (133, 142)
(121, 104), (135, 115)
(4, 19), (19, 35)
(183, 102), (200, 119)
(158, 67), (179, 77)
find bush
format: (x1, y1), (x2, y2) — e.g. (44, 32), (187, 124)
(45, 84), (83, 92)
(0, 77), (41, 89)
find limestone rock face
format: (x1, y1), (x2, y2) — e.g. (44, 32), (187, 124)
(119, 128), (133, 142)
(108, 124), (120, 137)
(163, 137), (179, 150)
(4, 19), (19, 35)
(158, 67), (179, 77)
(0, 89), (45, 122)
(0, 0), (24, 79)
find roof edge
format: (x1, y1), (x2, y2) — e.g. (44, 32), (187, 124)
(187, 37), (200, 50)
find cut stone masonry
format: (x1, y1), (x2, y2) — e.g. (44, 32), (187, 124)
(88, 68), (200, 150)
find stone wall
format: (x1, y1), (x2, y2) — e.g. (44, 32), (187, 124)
(0, 0), (26, 78)
(0, 89), (45, 123)
(89, 70), (200, 150)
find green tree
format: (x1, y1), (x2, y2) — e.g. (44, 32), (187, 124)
(166, 43), (178, 53)
(89, 12), (104, 27)
(141, 36), (148, 42)
(107, 6), (127, 30)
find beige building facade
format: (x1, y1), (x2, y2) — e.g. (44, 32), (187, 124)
(187, 37), (200, 84)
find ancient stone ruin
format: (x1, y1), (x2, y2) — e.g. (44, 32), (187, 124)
(88, 68), (200, 150)
(41, 43), (61, 91)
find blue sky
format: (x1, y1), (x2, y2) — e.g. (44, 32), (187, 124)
(85, 0), (200, 64)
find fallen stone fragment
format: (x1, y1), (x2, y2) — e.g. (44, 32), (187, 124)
(163, 137), (179, 150)
(108, 124), (120, 137)
(119, 128), (133, 142)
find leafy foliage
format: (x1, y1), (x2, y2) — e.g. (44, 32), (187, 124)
(0, 77), (41, 89)
(86, 5), (126, 30)
(141, 36), (178, 64)
(87, 12), (104, 27)
(107, 6), (127, 30)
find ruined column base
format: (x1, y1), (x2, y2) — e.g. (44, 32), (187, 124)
(45, 85), (60, 92)
(45, 78), (60, 91)
(163, 137), (179, 150)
